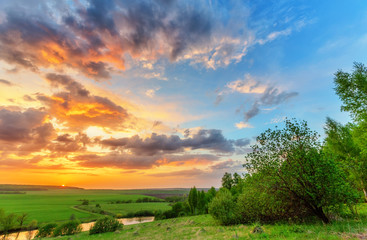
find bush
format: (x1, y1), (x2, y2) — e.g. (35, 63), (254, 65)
(53, 220), (82, 236)
(208, 188), (238, 225)
(236, 173), (311, 223)
(35, 223), (57, 238)
(89, 217), (122, 235)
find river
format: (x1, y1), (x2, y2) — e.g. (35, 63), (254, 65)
(2, 216), (154, 240)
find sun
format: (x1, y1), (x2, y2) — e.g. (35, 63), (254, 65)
(61, 184), (65, 187)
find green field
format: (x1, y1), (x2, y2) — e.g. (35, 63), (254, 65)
(50, 206), (367, 240)
(100, 202), (171, 215)
(0, 188), (178, 224)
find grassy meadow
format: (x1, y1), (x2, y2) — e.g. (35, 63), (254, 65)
(0, 187), (186, 225)
(49, 204), (367, 240)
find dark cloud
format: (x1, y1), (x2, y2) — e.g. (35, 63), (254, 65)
(148, 168), (205, 177)
(100, 129), (237, 155)
(234, 138), (251, 147)
(210, 160), (234, 170)
(0, 0), (213, 79)
(0, 108), (48, 142)
(72, 152), (218, 170)
(244, 102), (260, 122)
(0, 108), (55, 154)
(72, 153), (161, 169)
(0, 79), (14, 86)
(243, 87), (298, 121)
(83, 0), (118, 36)
(260, 87), (298, 106)
(152, 121), (162, 128)
(47, 133), (90, 153)
(23, 95), (36, 102)
(45, 73), (90, 97)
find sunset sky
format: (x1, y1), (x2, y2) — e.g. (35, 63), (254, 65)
(0, 0), (366, 189)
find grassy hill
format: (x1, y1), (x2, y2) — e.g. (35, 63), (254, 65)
(0, 188), (178, 224)
(49, 210), (367, 240)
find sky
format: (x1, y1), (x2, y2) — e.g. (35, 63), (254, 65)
(0, 0), (366, 189)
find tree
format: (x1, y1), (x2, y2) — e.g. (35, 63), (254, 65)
(333, 62), (367, 201)
(221, 172), (233, 190)
(324, 117), (367, 202)
(334, 62), (367, 122)
(16, 213), (28, 240)
(206, 187), (217, 202)
(245, 119), (358, 224)
(197, 190), (206, 214)
(1, 213), (17, 239)
(208, 188), (237, 225)
(188, 187), (198, 214)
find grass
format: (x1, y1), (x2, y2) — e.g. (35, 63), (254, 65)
(100, 202), (171, 215)
(49, 204), (367, 240)
(0, 189), (175, 224)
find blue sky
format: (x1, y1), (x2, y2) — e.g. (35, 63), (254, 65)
(0, 0), (366, 188)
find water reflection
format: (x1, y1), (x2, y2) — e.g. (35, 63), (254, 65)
(2, 216), (155, 240)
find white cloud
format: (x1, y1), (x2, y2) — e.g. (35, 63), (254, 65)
(145, 89), (156, 98)
(235, 121), (253, 129)
(227, 74), (267, 94)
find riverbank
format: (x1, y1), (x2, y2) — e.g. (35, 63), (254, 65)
(1, 217), (154, 240)
(46, 210), (367, 240)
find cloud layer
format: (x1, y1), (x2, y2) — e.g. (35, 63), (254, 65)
(0, 0), (304, 79)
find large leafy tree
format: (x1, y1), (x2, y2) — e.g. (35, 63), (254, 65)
(245, 119), (357, 224)
(334, 62), (367, 122)
(333, 62), (367, 201)
(324, 118), (367, 202)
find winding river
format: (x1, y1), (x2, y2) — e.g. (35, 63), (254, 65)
(2, 216), (154, 240)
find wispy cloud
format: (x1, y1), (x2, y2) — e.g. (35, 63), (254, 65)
(0, 79), (14, 86)
(217, 74), (298, 122)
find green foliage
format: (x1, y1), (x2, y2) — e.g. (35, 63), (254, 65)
(0, 189), (173, 224)
(16, 212), (28, 229)
(136, 197), (163, 203)
(245, 119), (358, 223)
(206, 187), (217, 201)
(164, 195), (186, 203)
(324, 117), (367, 202)
(237, 173), (310, 223)
(81, 199), (89, 205)
(52, 220), (82, 236)
(89, 217), (122, 235)
(0, 212), (16, 237)
(35, 223), (57, 238)
(221, 172), (233, 190)
(208, 188), (238, 225)
(334, 62), (367, 122)
(197, 190), (207, 214)
(188, 187), (198, 214)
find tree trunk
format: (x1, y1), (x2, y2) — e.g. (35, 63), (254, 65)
(361, 180), (367, 202)
(308, 205), (329, 224)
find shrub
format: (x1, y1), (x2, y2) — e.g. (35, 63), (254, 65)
(35, 223), (57, 238)
(236, 173), (311, 223)
(208, 188), (238, 225)
(53, 220), (82, 236)
(89, 217), (122, 235)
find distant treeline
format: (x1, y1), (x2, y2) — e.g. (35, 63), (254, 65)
(0, 191), (25, 194)
(109, 197), (164, 204)
(0, 184), (84, 191)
